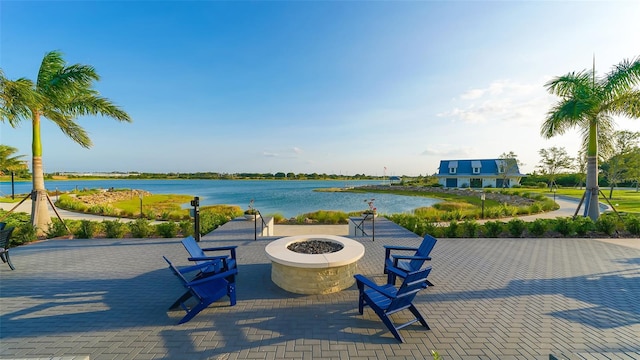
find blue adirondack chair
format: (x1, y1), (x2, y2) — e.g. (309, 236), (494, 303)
(180, 236), (237, 279)
(163, 256), (238, 324)
(354, 266), (432, 343)
(0, 226), (15, 270)
(384, 234), (437, 286)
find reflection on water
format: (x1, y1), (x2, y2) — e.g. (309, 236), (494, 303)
(0, 179), (440, 218)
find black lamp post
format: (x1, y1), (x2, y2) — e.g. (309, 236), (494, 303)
(139, 193), (143, 218)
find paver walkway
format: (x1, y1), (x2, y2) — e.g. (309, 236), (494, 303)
(1, 218), (639, 360)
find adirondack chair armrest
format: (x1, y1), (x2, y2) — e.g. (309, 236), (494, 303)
(354, 274), (395, 299)
(385, 265), (408, 278)
(384, 245), (419, 252)
(187, 255), (228, 262)
(201, 245), (238, 259)
(390, 255), (431, 269)
(186, 267), (238, 286)
(384, 245), (419, 259)
(177, 260), (223, 275)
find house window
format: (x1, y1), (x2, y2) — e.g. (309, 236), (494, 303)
(473, 167), (480, 174)
(498, 165), (505, 173)
(449, 167), (456, 174)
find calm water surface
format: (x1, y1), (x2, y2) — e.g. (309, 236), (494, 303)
(1, 179), (439, 218)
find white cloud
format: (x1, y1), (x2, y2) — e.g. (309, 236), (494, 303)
(439, 79), (554, 126)
(421, 146), (476, 158)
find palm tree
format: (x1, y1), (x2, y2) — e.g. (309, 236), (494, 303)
(0, 145), (27, 175)
(0, 51), (131, 234)
(542, 56), (640, 221)
(0, 145), (28, 199)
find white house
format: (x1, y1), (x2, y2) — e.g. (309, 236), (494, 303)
(436, 159), (523, 188)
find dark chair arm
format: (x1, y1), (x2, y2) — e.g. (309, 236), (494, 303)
(177, 260), (224, 275)
(391, 255), (431, 267)
(201, 246), (237, 259)
(187, 267), (238, 286)
(383, 245), (419, 251)
(354, 274), (395, 299)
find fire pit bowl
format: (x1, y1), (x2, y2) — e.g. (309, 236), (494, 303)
(265, 235), (365, 295)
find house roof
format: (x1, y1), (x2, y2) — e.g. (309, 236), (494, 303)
(437, 159), (522, 176)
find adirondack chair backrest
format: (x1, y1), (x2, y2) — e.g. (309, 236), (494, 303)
(0, 227), (15, 251)
(387, 267), (432, 312)
(0, 222), (6, 231)
(163, 256), (189, 285)
(408, 235), (437, 270)
(181, 236), (206, 264)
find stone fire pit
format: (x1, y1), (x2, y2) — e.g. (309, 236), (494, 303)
(265, 235), (365, 295)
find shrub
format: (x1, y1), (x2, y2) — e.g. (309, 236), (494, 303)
(501, 204), (519, 217)
(46, 219), (69, 238)
(462, 219), (479, 238)
(444, 221), (459, 238)
(595, 216), (618, 236)
(507, 219), (526, 237)
(482, 221), (503, 238)
(529, 219), (548, 237)
(553, 217), (575, 236)
(574, 216), (595, 236)
(74, 220), (98, 239)
(129, 218), (154, 238)
(624, 215), (640, 236)
(12, 223), (37, 245)
(179, 220), (193, 236)
(529, 203), (542, 214)
(103, 220), (127, 238)
(199, 212), (230, 234)
(156, 221), (178, 238)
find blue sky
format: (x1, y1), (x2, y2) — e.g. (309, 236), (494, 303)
(1, 1), (639, 176)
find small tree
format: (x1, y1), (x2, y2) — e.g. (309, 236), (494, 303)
(498, 151), (524, 188)
(537, 146), (574, 189)
(601, 130), (640, 197)
(574, 149), (587, 188)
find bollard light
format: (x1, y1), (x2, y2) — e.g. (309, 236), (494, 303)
(481, 193), (486, 219)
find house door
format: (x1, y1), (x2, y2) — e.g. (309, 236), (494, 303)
(470, 178), (482, 188)
(446, 178), (458, 188)
(496, 178), (510, 188)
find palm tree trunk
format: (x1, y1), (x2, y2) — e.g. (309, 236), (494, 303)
(584, 121), (600, 221)
(31, 112), (51, 236)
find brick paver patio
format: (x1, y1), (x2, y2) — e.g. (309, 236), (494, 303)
(1, 218), (639, 360)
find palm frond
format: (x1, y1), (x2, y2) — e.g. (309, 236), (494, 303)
(544, 71), (592, 97)
(602, 90), (640, 118)
(50, 116), (92, 148)
(603, 56), (640, 97)
(67, 95), (132, 122)
(0, 75), (38, 126)
(36, 50), (66, 92)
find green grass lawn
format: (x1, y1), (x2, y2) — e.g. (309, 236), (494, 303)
(497, 187), (640, 214)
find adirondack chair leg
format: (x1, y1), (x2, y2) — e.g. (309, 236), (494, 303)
(0, 252), (14, 270)
(169, 291), (194, 310)
(228, 283), (236, 306)
(408, 304), (430, 329)
(386, 272), (397, 285)
(178, 299), (214, 325)
(381, 314), (404, 343)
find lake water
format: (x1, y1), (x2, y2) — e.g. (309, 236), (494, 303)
(0, 179), (440, 218)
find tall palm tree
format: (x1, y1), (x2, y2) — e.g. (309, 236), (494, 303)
(542, 56), (640, 221)
(0, 51), (131, 234)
